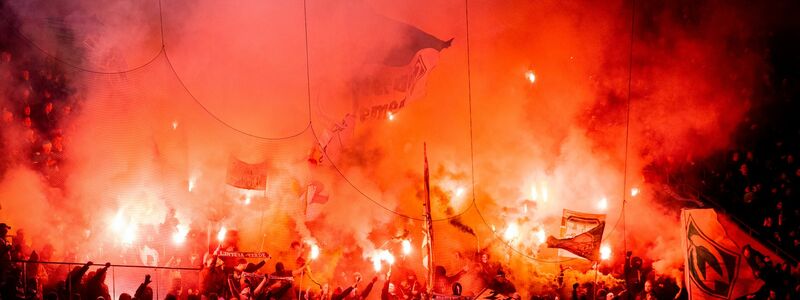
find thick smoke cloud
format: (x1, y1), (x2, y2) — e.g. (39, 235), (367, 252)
(0, 0), (777, 297)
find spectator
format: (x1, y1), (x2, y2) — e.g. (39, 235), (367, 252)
(134, 274), (153, 300)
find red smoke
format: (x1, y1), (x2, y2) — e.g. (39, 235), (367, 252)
(0, 0), (777, 297)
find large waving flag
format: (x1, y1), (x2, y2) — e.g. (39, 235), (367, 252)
(380, 20), (453, 67)
(681, 209), (783, 299)
(352, 45), (446, 123)
(546, 209), (606, 261)
(312, 5), (453, 162)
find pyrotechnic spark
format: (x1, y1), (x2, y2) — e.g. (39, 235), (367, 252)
(600, 244), (611, 260)
(244, 195), (251, 205)
(530, 182), (549, 203)
(309, 243), (320, 260)
(171, 120), (178, 130)
(402, 239), (411, 255)
(525, 70), (536, 84)
(122, 224), (137, 245)
(188, 178), (196, 192)
(541, 184), (548, 202)
(631, 187), (639, 197)
(598, 197), (608, 211)
(111, 211), (126, 232)
(503, 223), (519, 241)
(172, 225), (189, 245)
(217, 226), (227, 243)
(371, 250), (395, 272)
(387, 111), (395, 121)
(373, 258), (381, 272)
(536, 228), (546, 244)
(455, 187), (465, 197)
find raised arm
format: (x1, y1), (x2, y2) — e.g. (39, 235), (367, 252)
(360, 276), (378, 299)
(134, 274), (152, 299)
(253, 276), (270, 296)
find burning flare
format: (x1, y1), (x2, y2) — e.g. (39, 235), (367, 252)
(122, 224), (137, 245)
(525, 70), (536, 84)
(401, 239), (411, 255)
(600, 244), (611, 261)
(536, 228), (546, 245)
(530, 182), (548, 202)
(541, 184), (549, 202)
(307, 240), (321, 260)
(371, 250), (395, 272)
(455, 187), (465, 197)
(217, 226), (227, 243)
(597, 197), (608, 211)
(172, 224), (189, 245)
(503, 223), (519, 241)
(111, 211), (126, 232)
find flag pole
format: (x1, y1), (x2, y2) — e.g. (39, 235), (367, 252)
(259, 173), (269, 252)
(423, 143), (435, 296)
(593, 261), (599, 300)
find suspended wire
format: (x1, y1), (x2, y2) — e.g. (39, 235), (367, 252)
(158, 0), (312, 141)
(303, 268), (324, 289)
(621, 0), (637, 256)
(9, 0), (633, 260)
(580, 0), (637, 257)
(601, 206), (625, 241)
(300, 0), (473, 223)
(0, 0), (164, 75)
(7, 24), (165, 75)
(158, 0), (165, 46)
(459, 0), (577, 264)
(8, 0), (312, 140)
(163, 51), (312, 140)
(309, 128), (476, 222)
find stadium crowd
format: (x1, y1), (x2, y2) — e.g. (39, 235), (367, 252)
(3, 0), (800, 299)
(2, 216), (799, 300)
(0, 31), (76, 187)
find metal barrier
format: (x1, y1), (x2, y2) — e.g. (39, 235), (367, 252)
(12, 260), (202, 300)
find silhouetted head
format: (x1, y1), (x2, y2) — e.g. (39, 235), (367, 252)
(632, 257), (643, 269)
(275, 262), (285, 273)
(435, 266), (446, 276)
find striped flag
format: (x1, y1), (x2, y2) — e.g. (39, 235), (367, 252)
(547, 209), (606, 261)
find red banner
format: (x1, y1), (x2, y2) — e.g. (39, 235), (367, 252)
(225, 158), (268, 190)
